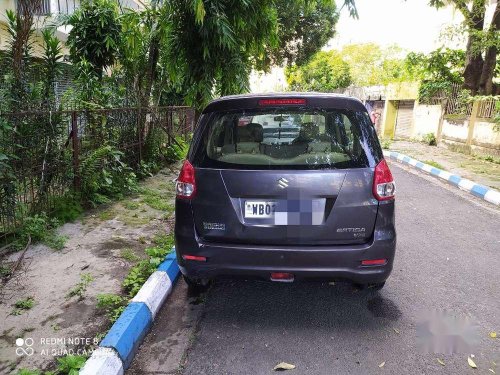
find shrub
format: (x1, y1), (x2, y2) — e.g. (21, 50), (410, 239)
(422, 133), (437, 146)
(380, 138), (392, 150)
(96, 293), (127, 323)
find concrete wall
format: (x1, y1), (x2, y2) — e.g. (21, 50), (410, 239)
(412, 104), (442, 138)
(440, 117), (500, 156)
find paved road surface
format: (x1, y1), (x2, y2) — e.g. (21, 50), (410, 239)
(129, 162), (500, 375)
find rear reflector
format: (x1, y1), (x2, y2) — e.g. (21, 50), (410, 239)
(270, 272), (294, 282)
(361, 259), (387, 266)
(259, 98), (307, 106)
(182, 255), (207, 262)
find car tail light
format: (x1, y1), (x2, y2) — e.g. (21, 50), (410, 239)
(373, 159), (395, 201)
(361, 259), (387, 266)
(182, 255), (207, 262)
(259, 98), (307, 106)
(270, 272), (294, 282)
(176, 160), (196, 199)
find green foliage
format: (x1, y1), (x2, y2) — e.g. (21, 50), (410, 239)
(286, 50), (352, 92)
(66, 0), (121, 78)
(122, 260), (156, 297)
(272, 0), (339, 66)
(165, 137), (189, 163)
(119, 248), (141, 262)
(380, 138), (392, 150)
(123, 232), (174, 297)
(165, 0), (279, 109)
(11, 297), (35, 315)
(406, 48), (465, 84)
(0, 264), (11, 278)
(422, 133), (437, 146)
(96, 293), (127, 323)
(16, 213), (67, 250)
(41, 29), (63, 108)
(341, 43), (414, 86)
(56, 355), (87, 374)
(424, 160), (444, 170)
(80, 146), (138, 205)
(66, 273), (94, 300)
(52, 195), (84, 223)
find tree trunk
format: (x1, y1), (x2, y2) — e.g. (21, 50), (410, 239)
(478, 1), (499, 95)
(462, 0), (486, 94)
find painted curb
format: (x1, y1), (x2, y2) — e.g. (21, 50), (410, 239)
(80, 250), (180, 374)
(384, 150), (500, 206)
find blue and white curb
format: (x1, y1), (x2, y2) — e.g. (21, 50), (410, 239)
(80, 251), (180, 375)
(384, 150), (500, 206)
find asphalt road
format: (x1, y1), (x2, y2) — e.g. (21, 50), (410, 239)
(129, 162), (500, 375)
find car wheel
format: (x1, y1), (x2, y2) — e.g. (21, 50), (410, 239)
(183, 275), (210, 291)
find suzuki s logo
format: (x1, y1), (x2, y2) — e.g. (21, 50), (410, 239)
(277, 178), (289, 189)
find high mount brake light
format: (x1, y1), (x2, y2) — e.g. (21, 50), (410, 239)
(176, 160), (196, 199)
(373, 159), (395, 201)
(258, 98), (307, 106)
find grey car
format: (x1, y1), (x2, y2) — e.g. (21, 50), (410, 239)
(175, 93), (396, 290)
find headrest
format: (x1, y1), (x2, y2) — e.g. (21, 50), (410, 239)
(247, 123), (264, 143)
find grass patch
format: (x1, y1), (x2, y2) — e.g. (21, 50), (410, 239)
(123, 201), (141, 210)
(475, 154), (500, 164)
(424, 160), (445, 170)
(140, 187), (173, 211)
(96, 293), (128, 323)
(11, 297), (35, 315)
(98, 209), (116, 221)
(119, 248), (141, 263)
(380, 138), (392, 150)
(123, 232), (174, 297)
(66, 273), (94, 300)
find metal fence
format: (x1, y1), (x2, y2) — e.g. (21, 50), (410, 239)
(0, 106), (194, 242)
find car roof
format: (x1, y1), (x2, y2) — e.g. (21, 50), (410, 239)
(202, 92), (366, 114)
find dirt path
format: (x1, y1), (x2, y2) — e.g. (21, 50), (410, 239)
(0, 165), (179, 374)
(389, 140), (500, 190)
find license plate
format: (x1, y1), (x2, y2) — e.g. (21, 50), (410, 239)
(245, 201), (276, 218)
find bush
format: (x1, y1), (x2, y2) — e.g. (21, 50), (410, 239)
(422, 133), (437, 146)
(80, 146), (138, 205)
(380, 138), (392, 150)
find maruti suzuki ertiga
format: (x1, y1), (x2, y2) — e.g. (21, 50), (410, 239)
(175, 93), (396, 290)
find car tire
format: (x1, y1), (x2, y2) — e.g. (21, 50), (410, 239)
(183, 275), (210, 291)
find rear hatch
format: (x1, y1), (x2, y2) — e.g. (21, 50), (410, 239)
(189, 98), (383, 246)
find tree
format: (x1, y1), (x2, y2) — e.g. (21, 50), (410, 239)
(164, 0), (279, 110)
(66, 0), (121, 79)
(285, 50), (352, 91)
(430, 0), (499, 94)
(341, 43), (413, 86)
(272, 0), (339, 66)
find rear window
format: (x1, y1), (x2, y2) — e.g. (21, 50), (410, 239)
(193, 108), (381, 170)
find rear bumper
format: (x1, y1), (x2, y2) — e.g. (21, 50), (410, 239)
(175, 235), (396, 285)
(175, 200), (396, 285)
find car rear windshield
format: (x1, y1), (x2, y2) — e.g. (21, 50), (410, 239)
(192, 108), (381, 170)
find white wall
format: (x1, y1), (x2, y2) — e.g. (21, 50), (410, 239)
(412, 104), (442, 138)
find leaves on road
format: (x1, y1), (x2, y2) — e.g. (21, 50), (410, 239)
(490, 332), (497, 339)
(489, 369), (495, 374)
(393, 328), (400, 334)
(274, 362), (296, 371)
(437, 358), (445, 366)
(468, 357), (477, 369)
(379, 361), (385, 368)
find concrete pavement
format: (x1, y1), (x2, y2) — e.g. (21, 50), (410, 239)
(129, 162), (500, 375)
